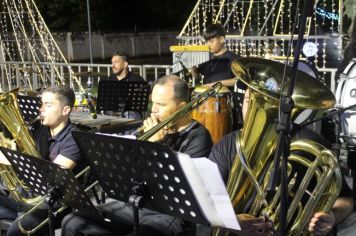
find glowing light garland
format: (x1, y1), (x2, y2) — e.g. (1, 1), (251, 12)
(316, 7), (339, 21)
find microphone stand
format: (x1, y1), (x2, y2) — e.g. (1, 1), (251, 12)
(266, 0), (313, 235)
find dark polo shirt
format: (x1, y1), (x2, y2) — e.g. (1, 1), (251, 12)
(33, 121), (82, 171)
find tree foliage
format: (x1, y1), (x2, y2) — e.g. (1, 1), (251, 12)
(35, 0), (196, 32)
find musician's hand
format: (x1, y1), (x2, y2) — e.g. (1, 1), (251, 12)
(143, 113), (168, 142)
(308, 211), (335, 236)
(237, 214), (272, 236)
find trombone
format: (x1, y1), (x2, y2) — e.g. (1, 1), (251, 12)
(137, 82), (223, 141)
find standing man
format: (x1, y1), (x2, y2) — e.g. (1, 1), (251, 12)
(190, 23), (245, 130)
(107, 51), (145, 82)
(0, 85), (83, 236)
(190, 23), (241, 88)
(61, 75), (213, 236)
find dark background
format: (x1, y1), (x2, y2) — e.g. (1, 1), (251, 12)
(36, 0), (196, 32)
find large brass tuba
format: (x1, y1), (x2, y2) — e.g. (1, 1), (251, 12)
(0, 88), (42, 205)
(214, 58), (342, 235)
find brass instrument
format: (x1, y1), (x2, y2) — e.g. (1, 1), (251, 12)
(137, 82), (223, 141)
(17, 166), (98, 235)
(213, 58), (341, 235)
(0, 88), (43, 205)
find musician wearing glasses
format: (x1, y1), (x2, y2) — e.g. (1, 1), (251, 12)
(208, 89), (354, 236)
(0, 85), (83, 236)
(61, 75), (213, 236)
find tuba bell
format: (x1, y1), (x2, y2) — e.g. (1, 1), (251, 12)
(0, 88), (43, 205)
(213, 58), (342, 235)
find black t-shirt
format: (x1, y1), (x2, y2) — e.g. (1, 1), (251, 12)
(160, 120), (213, 158)
(106, 71), (145, 82)
(208, 125), (352, 197)
(197, 50), (240, 84)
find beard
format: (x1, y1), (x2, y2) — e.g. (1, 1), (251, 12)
(113, 68), (125, 76)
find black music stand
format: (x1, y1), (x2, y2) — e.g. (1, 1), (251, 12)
(17, 95), (41, 123)
(72, 131), (216, 236)
(96, 81), (150, 116)
(0, 147), (102, 236)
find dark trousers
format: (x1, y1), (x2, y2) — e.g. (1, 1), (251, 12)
(0, 195), (17, 220)
(5, 202), (70, 236)
(61, 199), (184, 236)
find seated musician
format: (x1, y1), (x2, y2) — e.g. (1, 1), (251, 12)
(190, 23), (246, 130)
(208, 89), (354, 236)
(102, 51), (147, 120)
(106, 51), (145, 83)
(0, 85), (83, 236)
(60, 75), (213, 235)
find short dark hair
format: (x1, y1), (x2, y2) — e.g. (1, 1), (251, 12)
(153, 75), (190, 103)
(203, 23), (226, 41)
(112, 51), (130, 63)
(42, 85), (75, 108)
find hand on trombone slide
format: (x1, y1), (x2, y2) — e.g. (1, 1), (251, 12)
(142, 113), (169, 142)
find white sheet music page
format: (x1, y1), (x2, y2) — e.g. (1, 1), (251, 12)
(177, 153), (240, 231)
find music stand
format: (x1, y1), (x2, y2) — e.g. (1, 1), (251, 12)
(0, 147), (102, 236)
(72, 131), (211, 236)
(96, 81), (150, 115)
(17, 95), (41, 123)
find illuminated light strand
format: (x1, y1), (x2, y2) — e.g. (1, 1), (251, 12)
(316, 7), (339, 21)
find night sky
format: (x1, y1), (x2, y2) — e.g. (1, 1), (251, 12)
(38, 0), (197, 32)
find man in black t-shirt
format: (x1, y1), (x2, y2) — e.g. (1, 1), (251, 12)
(191, 23), (245, 130)
(142, 75), (213, 157)
(191, 23), (240, 88)
(0, 85), (83, 236)
(103, 51), (146, 120)
(61, 75), (213, 236)
(106, 51), (145, 82)
(208, 88), (353, 236)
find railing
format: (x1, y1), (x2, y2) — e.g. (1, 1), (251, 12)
(0, 61), (339, 94)
(0, 61), (172, 92)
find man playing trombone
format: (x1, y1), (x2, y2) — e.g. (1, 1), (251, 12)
(0, 85), (84, 236)
(61, 74), (214, 236)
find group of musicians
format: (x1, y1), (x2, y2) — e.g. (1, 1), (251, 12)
(0, 23), (354, 236)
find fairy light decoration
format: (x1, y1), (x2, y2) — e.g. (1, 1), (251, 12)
(176, 0), (342, 72)
(0, 0), (88, 93)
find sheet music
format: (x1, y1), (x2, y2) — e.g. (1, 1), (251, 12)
(94, 132), (136, 140)
(177, 153), (240, 231)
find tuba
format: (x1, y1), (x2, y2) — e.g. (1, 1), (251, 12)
(213, 58), (342, 235)
(0, 88), (42, 205)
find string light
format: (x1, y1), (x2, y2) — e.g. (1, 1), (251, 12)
(316, 7), (339, 21)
